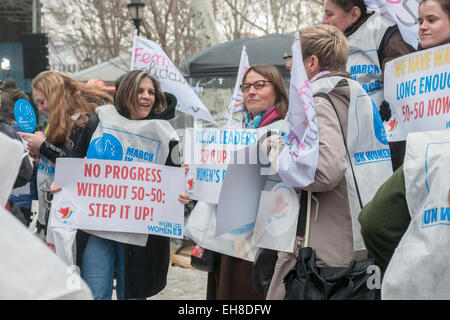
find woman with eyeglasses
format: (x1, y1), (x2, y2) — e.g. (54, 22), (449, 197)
(204, 64), (289, 300)
(322, 0), (416, 172)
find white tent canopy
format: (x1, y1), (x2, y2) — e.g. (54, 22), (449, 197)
(71, 53), (130, 83)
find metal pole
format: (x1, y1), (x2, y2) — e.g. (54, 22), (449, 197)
(32, 0), (37, 33)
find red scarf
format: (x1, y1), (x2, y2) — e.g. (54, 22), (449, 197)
(258, 105), (283, 128)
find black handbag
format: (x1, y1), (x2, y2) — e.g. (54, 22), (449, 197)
(252, 248), (279, 297)
(283, 93), (380, 300)
(284, 246), (380, 300)
(190, 243), (220, 273)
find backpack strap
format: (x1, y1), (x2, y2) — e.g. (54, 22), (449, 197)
(313, 92), (363, 210)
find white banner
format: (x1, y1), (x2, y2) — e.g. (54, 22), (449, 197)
(131, 35), (216, 124)
(252, 185), (300, 252)
(365, 0), (420, 49)
(384, 43), (450, 141)
(184, 127), (271, 204)
(224, 46), (250, 128)
(278, 32), (319, 188)
(50, 158), (185, 239)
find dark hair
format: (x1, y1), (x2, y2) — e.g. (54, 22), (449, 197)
(330, 0), (367, 17)
(420, 0), (450, 19)
(114, 70), (167, 119)
(1, 77), (16, 88)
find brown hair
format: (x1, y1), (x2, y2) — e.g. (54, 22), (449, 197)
(114, 70), (167, 119)
(420, 0), (450, 19)
(299, 24), (349, 73)
(31, 71), (113, 146)
(330, 0), (367, 17)
(242, 64), (289, 118)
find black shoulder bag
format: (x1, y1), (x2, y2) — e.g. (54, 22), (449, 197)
(283, 93), (380, 300)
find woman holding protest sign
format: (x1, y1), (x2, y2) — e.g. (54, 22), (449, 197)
(71, 70), (188, 300)
(18, 71), (112, 245)
(322, 0), (416, 171)
(357, 0), (450, 294)
(202, 64), (289, 300)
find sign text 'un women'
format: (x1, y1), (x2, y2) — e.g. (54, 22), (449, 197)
(384, 43), (450, 141)
(50, 158), (185, 239)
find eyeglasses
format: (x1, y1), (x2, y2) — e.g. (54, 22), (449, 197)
(283, 52), (292, 62)
(240, 80), (272, 93)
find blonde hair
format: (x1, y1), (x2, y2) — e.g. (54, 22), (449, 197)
(242, 64), (289, 118)
(32, 71), (113, 146)
(299, 24), (349, 72)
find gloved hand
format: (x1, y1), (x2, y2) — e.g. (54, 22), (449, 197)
(379, 100), (391, 122)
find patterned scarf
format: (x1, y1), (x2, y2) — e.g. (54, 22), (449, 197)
(242, 110), (267, 129)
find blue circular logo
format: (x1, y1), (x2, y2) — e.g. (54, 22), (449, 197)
(372, 101), (389, 146)
(87, 133), (123, 160)
(14, 99), (36, 133)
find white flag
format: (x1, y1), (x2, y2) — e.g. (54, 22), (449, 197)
(131, 35), (216, 124)
(224, 46), (250, 128)
(277, 33), (319, 187)
(365, 0), (419, 49)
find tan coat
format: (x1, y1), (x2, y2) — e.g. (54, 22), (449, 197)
(266, 74), (367, 300)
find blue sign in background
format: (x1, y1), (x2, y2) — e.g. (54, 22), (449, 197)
(14, 98), (36, 133)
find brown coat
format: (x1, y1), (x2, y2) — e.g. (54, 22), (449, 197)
(266, 75), (367, 300)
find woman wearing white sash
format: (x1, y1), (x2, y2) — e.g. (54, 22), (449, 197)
(265, 25), (371, 300)
(359, 1), (450, 299)
(322, 0), (416, 171)
(204, 65), (289, 300)
(71, 70), (189, 300)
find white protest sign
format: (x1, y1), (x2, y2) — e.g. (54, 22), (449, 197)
(131, 35), (216, 124)
(224, 46), (250, 128)
(278, 32), (319, 187)
(384, 43), (450, 142)
(50, 158), (185, 239)
(184, 127), (270, 204)
(365, 0), (420, 49)
(252, 185), (300, 252)
(215, 143), (267, 236)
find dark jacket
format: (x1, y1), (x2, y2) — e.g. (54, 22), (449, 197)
(358, 166), (410, 271)
(72, 113), (179, 299)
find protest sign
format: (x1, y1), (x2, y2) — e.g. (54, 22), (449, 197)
(50, 158), (185, 239)
(384, 43), (450, 142)
(14, 98), (36, 133)
(184, 126), (283, 204)
(215, 143), (267, 236)
(252, 184), (300, 252)
(131, 35), (216, 124)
